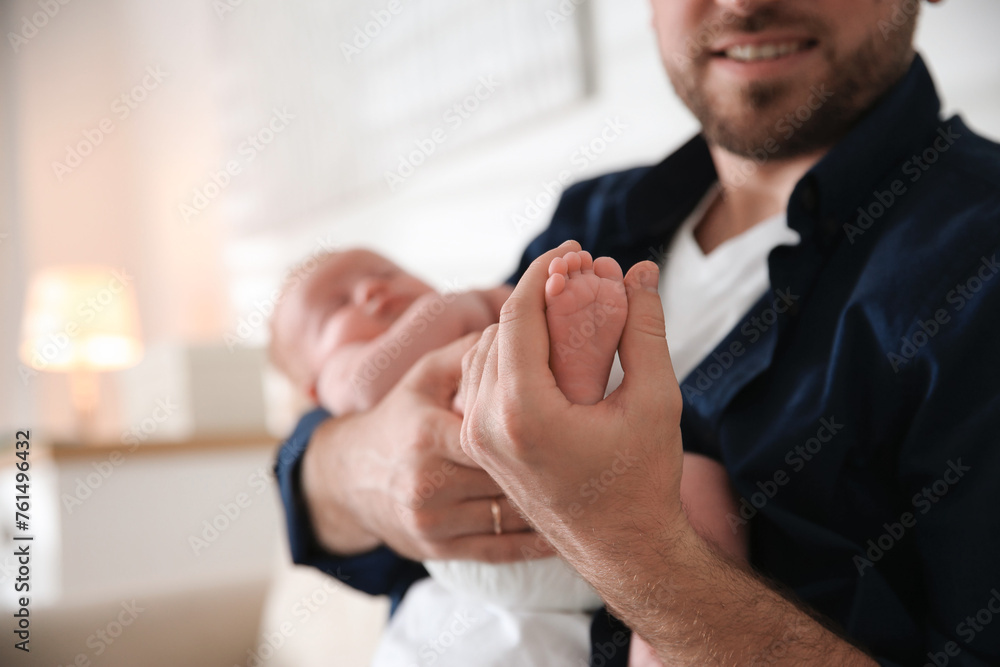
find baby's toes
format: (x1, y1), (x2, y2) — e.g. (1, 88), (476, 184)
(565, 251), (583, 275)
(593, 256), (624, 282)
(549, 255), (569, 277)
(546, 271), (567, 298)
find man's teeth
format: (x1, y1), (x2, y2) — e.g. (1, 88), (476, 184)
(725, 41), (807, 62)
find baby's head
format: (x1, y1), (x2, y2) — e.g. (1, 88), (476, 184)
(269, 249), (433, 397)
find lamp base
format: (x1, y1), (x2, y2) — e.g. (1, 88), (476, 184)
(68, 370), (100, 443)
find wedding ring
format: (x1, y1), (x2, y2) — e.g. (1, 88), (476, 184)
(491, 497), (503, 535)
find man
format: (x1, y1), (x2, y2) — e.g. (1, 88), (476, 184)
(276, 0), (1000, 664)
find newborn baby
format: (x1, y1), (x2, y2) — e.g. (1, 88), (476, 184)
(271, 248), (745, 666)
(269, 249), (602, 607)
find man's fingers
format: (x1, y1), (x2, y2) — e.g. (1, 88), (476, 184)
(419, 496), (533, 538)
(616, 261), (679, 411)
(434, 465), (505, 501)
(460, 325), (497, 409)
(465, 496), (533, 534)
(404, 332), (481, 406)
(442, 532), (556, 563)
(497, 240), (581, 391)
(460, 324), (500, 463)
(413, 406), (479, 468)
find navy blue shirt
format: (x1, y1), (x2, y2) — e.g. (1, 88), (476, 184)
(275, 55), (1000, 666)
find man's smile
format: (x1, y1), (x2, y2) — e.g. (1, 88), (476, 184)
(709, 34), (819, 78)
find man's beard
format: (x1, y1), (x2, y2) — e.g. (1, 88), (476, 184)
(666, 6), (918, 159)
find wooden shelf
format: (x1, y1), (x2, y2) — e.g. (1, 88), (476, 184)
(49, 432), (278, 461)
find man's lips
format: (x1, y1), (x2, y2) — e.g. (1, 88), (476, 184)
(710, 36), (818, 64)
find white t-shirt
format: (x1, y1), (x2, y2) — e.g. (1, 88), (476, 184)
(371, 184), (800, 667)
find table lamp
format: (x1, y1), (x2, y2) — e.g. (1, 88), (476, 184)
(19, 265), (144, 443)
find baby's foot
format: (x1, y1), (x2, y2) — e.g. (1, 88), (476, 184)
(545, 250), (627, 405)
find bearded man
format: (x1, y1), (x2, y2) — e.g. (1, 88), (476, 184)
(277, 0), (1000, 664)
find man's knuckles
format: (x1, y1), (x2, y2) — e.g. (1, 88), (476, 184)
(627, 310), (667, 340)
(498, 297), (527, 326)
(463, 397), (537, 464)
(460, 405), (496, 461)
(494, 406), (538, 459)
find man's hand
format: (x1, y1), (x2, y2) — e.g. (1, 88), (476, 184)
(460, 240), (688, 558)
(302, 333), (551, 563)
(459, 240), (876, 666)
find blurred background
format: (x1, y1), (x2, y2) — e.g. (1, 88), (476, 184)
(0, 0), (998, 665)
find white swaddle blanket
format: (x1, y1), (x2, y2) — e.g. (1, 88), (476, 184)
(371, 559), (601, 666)
(424, 557), (603, 611)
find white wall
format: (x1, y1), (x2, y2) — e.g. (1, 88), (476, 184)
(225, 0), (1000, 336)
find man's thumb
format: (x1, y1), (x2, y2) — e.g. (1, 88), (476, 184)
(616, 262), (678, 406)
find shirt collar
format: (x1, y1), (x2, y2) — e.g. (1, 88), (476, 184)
(791, 53), (942, 244)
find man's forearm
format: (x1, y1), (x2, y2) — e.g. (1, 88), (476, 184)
(585, 522), (877, 666)
(301, 416), (382, 555)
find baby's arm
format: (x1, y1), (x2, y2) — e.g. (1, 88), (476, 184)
(628, 452), (748, 667)
(318, 286), (512, 414)
(679, 452), (748, 562)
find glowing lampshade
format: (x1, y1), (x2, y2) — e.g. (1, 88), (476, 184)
(19, 266), (143, 372)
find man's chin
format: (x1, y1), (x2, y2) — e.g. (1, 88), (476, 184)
(697, 84), (839, 159)
(700, 113), (785, 158)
